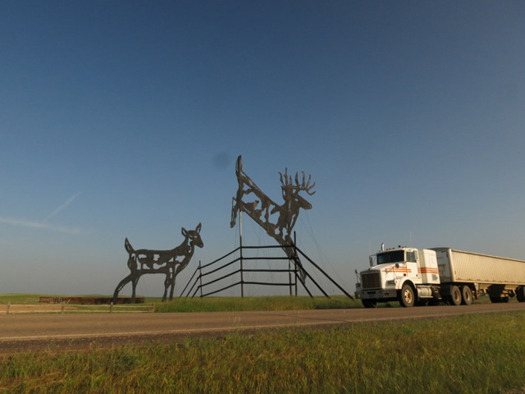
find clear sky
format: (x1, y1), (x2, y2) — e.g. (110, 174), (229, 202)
(1, 1), (524, 297)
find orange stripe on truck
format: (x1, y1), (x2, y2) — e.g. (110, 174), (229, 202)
(418, 267), (439, 274)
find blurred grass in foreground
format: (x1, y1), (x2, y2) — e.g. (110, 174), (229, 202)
(1, 312), (524, 393)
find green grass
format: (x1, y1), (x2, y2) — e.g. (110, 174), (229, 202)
(0, 294), (360, 310)
(154, 295), (361, 312)
(153, 293), (495, 312)
(1, 312), (524, 393)
(0, 294), (46, 304)
(0, 293), (495, 313)
(0, 294), (120, 304)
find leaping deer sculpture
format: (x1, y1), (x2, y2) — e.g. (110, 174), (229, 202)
(112, 223), (203, 303)
(230, 155), (315, 283)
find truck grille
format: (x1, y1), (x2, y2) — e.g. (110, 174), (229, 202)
(361, 272), (381, 290)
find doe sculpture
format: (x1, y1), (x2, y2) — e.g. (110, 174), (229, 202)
(112, 223), (203, 303)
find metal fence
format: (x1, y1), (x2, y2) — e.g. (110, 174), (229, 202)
(180, 243), (352, 299)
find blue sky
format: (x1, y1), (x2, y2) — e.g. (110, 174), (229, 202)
(1, 1), (524, 297)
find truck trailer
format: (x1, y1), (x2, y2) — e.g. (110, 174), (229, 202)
(355, 245), (525, 307)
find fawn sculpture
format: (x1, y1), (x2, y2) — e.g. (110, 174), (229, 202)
(112, 223), (203, 303)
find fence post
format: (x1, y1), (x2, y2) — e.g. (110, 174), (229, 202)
(6, 301), (10, 315)
(288, 252), (293, 296)
(198, 260), (203, 298)
(110, 302), (113, 313)
(61, 301), (65, 314)
(293, 236), (298, 297)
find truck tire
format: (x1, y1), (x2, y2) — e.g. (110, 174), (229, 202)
(362, 299), (377, 308)
(490, 295), (509, 303)
(399, 284), (415, 307)
(450, 285), (462, 306)
(461, 286), (473, 305)
(517, 286), (525, 303)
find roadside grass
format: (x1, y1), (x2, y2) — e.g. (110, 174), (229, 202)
(0, 295), (154, 313)
(0, 294), (115, 304)
(1, 312), (524, 393)
(153, 293), (494, 312)
(0, 293), (497, 313)
(0, 294), (360, 311)
(0, 294), (46, 304)
(153, 295), (361, 312)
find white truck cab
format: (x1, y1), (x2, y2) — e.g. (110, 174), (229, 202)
(355, 246), (440, 307)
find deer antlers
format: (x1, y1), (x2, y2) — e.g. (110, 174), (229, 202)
(279, 169), (316, 196)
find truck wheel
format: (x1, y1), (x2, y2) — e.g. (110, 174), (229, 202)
(489, 295), (509, 303)
(399, 284), (415, 307)
(517, 286), (525, 303)
(362, 299), (377, 308)
(450, 285), (462, 306)
(461, 286), (473, 305)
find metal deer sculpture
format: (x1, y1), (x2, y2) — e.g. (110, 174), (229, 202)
(112, 223), (203, 303)
(230, 155), (315, 282)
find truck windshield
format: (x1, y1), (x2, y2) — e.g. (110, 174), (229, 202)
(377, 251), (405, 265)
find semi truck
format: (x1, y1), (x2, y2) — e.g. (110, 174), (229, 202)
(355, 245), (525, 307)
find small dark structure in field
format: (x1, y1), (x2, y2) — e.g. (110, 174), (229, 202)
(112, 223), (203, 303)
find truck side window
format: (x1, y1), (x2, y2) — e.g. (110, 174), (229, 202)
(406, 251), (417, 263)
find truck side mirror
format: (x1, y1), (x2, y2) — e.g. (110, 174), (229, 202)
(395, 263), (400, 269)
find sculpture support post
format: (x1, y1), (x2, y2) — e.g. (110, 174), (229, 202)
(294, 232), (298, 296)
(239, 210), (244, 298)
(289, 258), (293, 296)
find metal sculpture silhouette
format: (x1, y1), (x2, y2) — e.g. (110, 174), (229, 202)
(112, 223), (203, 303)
(230, 155), (315, 282)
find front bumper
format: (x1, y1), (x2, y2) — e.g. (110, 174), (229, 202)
(360, 288), (398, 300)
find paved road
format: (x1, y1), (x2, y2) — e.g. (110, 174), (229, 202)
(1, 303), (524, 353)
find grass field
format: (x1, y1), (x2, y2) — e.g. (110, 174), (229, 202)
(153, 295), (362, 312)
(1, 311), (524, 392)
(0, 292), (495, 314)
(0, 294), (154, 313)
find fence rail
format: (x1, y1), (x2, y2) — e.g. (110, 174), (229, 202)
(0, 303), (155, 314)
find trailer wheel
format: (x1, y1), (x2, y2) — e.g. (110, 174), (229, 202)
(450, 285), (462, 306)
(461, 286), (473, 305)
(362, 299), (377, 308)
(399, 284), (415, 307)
